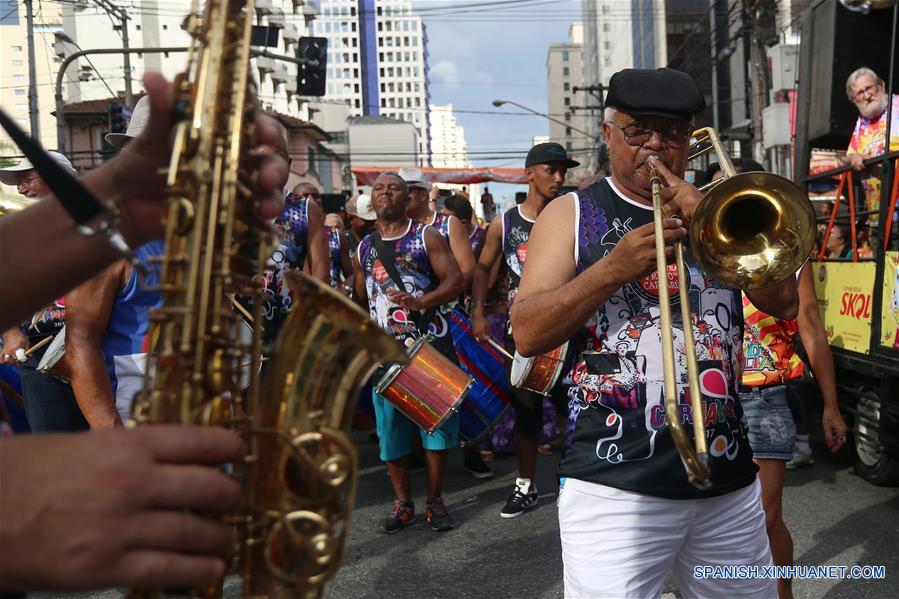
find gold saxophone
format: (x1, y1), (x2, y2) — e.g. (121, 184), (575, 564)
(130, 0), (405, 596)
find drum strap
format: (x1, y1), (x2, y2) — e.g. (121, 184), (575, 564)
(371, 231), (437, 336)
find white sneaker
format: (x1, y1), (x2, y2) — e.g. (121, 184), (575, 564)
(785, 450), (814, 470)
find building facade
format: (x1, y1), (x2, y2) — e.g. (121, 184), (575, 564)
(429, 104), (468, 169)
(547, 22), (591, 183)
(313, 0), (430, 165)
(59, 0), (317, 117)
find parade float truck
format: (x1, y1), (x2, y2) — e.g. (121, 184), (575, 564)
(793, 0), (899, 485)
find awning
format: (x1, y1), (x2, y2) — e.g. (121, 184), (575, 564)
(352, 166), (527, 185)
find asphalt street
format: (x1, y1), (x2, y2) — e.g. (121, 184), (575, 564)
(30, 428), (898, 599)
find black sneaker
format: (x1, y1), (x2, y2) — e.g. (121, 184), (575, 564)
(426, 497), (455, 532)
(464, 454), (494, 479)
(381, 499), (414, 534)
(500, 478), (538, 519)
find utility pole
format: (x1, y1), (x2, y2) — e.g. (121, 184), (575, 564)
(94, 0), (133, 105)
(709, 0), (720, 132)
(747, 0), (775, 164)
(25, 0), (40, 139)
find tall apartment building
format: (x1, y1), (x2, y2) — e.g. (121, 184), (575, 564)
(581, 0), (667, 143)
(429, 104), (468, 169)
(547, 22), (590, 182)
(313, 0), (430, 165)
(59, 0), (317, 115)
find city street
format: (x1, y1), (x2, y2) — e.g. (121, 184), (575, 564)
(32, 426), (898, 599)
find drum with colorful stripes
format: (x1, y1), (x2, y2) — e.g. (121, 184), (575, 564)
(447, 307), (513, 445)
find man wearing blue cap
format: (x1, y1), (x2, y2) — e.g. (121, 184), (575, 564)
(512, 68), (799, 597)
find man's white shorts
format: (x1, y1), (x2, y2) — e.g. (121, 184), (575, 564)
(558, 477), (775, 599)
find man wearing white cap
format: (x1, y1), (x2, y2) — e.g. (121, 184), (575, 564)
(0, 151), (87, 431)
(344, 193), (377, 259)
(0, 151), (75, 199)
(64, 95), (165, 427)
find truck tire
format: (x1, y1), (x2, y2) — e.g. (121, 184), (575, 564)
(852, 391), (899, 486)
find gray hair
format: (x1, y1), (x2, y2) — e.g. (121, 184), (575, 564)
(375, 171), (409, 194)
(846, 67), (882, 100)
(603, 106), (618, 122)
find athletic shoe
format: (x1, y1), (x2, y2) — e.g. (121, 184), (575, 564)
(500, 478), (538, 519)
(464, 454), (494, 479)
(785, 450), (815, 470)
(426, 497), (455, 532)
(381, 499), (414, 534)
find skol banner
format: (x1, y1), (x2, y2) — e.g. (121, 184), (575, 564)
(812, 261), (877, 355)
(881, 251), (899, 350)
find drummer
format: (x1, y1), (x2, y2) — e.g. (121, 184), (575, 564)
(471, 142), (579, 518)
(352, 172), (465, 534)
(0, 151), (87, 432)
(402, 172), (493, 479)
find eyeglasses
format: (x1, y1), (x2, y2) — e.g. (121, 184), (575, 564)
(17, 175), (40, 188)
(606, 119), (691, 148)
(853, 83), (881, 101)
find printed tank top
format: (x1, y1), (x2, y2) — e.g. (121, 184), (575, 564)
(356, 220), (455, 358)
(261, 193), (309, 340)
(558, 178), (757, 499)
(501, 205), (535, 307)
(741, 294), (804, 387)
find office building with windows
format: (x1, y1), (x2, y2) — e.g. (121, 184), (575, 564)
(313, 0), (430, 164)
(547, 22), (590, 182)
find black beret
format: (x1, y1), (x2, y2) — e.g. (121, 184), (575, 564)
(605, 68), (705, 121)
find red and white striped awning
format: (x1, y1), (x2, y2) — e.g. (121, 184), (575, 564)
(352, 166), (527, 186)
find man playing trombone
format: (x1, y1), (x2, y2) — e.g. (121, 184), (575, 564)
(511, 68), (800, 597)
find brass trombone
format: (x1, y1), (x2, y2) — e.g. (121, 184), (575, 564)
(651, 127), (816, 489)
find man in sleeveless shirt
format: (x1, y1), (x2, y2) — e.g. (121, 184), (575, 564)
(471, 142), (579, 518)
(352, 172), (465, 534)
(512, 69), (801, 597)
(708, 159), (848, 599)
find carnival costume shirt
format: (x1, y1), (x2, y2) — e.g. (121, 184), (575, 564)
(502, 205), (535, 308)
(558, 178), (757, 499)
(741, 295), (804, 387)
(261, 192), (309, 340)
(848, 94), (899, 225)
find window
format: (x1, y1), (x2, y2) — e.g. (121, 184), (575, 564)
(351, 22), (356, 32)
(352, 37), (357, 47)
(380, 83), (385, 92)
(566, 127), (572, 136)
(602, 4), (609, 14)
(377, 6), (382, 15)
(603, 23), (611, 32)
(378, 22), (383, 31)
(564, 97), (570, 106)
(308, 147), (315, 169)
(162, 24), (168, 30)
(562, 67), (569, 76)
(566, 142), (573, 151)
(381, 98), (386, 107)
(12, 59), (23, 67)
(355, 99), (361, 109)
(563, 82), (570, 91)
(11, 45), (22, 52)
(562, 50), (569, 61)
(564, 112), (571, 122)
(14, 89), (25, 96)
(354, 84), (359, 93)
(15, 103), (26, 111)
(603, 41), (610, 50)
(379, 52), (384, 61)
(12, 74), (24, 82)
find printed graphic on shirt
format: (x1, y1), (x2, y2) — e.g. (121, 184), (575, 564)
(502, 206), (534, 307)
(561, 178), (755, 499)
(261, 193), (308, 332)
(741, 294), (803, 387)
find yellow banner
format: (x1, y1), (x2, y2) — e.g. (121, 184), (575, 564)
(811, 261), (876, 355)
(881, 252), (899, 350)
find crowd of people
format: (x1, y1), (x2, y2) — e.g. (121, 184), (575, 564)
(0, 62), (894, 598)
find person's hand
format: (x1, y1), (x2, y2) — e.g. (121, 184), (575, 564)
(845, 153), (866, 172)
(472, 311), (491, 343)
(1, 328), (29, 365)
(823, 405), (848, 453)
(386, 289), (424, 311)
(603, 218), (687, 285)
(92, 72), (289, 247)
(649, 157), (704, 224)
(0, 426), (244, 591)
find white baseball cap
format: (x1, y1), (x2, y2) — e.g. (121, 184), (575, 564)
(104, 95), (151, 149)
(397, 167), (429, 190)
(354, 194), (376, 221)
(0, 151), (75, 186)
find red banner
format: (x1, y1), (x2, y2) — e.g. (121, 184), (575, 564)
(352, 166), (528, 185)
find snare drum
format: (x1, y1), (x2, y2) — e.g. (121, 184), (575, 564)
(510, 342), (569, 396)
(36, 327), (70, 383)
(375, 338), (473, 433)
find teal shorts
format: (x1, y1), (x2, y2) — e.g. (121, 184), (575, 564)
(372, 388), (459, 462)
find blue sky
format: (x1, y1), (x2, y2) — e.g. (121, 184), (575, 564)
(414, 0), (583, 205)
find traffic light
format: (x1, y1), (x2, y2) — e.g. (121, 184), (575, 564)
(108, 100), (132, 135)
(297, 36), (328, 97)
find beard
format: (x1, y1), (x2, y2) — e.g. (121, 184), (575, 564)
(858, 93), (888, 120)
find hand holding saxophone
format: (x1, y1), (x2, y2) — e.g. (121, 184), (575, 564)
(83, 72), (289, 249)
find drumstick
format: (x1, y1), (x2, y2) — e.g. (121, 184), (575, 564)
(24, 335), (53, 357)
(484, 338), (514, 361)
(229, 295), (255, 324)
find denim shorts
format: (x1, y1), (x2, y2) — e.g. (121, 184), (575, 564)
(738, 385), (796, 460)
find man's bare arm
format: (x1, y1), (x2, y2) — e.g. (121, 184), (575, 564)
(65, 261), (126, 428)
(745, 276), (800, 321)
(470, 215), (503, 340)
(352, 250), (368, 309)
(447, 216), (476, 285)
(795, 264), (847, 451)
(419, 228), (465, 309)
(306, 201), (331, 284)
